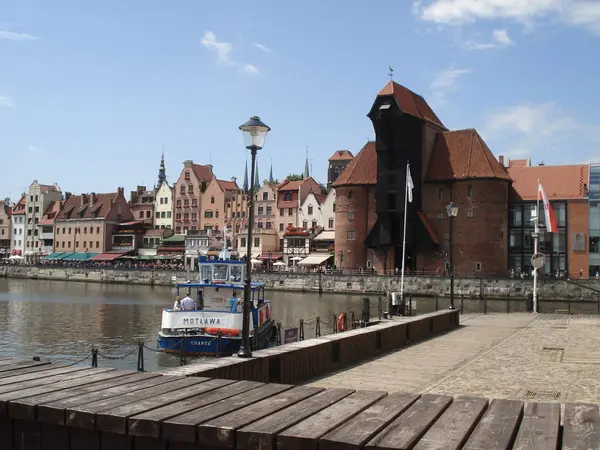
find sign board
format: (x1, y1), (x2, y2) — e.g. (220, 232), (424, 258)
(531, 253), (546, 269)
(161, 310), (242, 330)
(573, 232), (586, 251)
(284, 328), (299, 344)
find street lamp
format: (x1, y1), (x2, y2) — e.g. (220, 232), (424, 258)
(238, 116), (271, 358)
(445, 201), (459, 310)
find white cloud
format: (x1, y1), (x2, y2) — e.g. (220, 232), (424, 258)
(27, 146), (45, 157)
(0, 96), (12, 107)
(0, 29), (37, 41)
(200, 31), (233, 64)
(241, 64), (260, 75)
(481, 103), (600, 160)
(493, 29), (515, 46)
(254, 43), (271, 53)
(464, 28), (516, 50)
(415, 0), (600, 34)
(429, 68), (470, 108)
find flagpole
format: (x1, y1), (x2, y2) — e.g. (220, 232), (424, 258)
(400, 162), (409, 307)
(533, 179), (540, 314)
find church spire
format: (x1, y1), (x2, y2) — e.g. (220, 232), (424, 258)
(157, 148), (167, 188)
(243, 158), (249, 191)
(254, 160), (260, 188)
(269, 159), (274, 183)
(303, 149), (310, 179)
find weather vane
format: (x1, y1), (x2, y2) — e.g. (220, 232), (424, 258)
(388, 65), (394, 81)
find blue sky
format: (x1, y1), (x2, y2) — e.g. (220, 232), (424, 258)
(1, 0), (600, 201)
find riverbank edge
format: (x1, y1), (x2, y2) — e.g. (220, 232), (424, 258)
(1, 265), (597, 299)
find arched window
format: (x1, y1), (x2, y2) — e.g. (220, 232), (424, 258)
(211, 196), (215, 204)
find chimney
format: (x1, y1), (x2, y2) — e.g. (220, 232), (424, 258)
(90, 193), (96, 205)
(539, 162), (545, 166)
(137, 185), (146, 193)
(231, 176), (237, 183)
(81, 194), (88, 205)
(183, 160), (193, 168)
(65, 192), (72, 201)
(498, 155), (504, 167)
(4, 197), (9, 205)
(117, 187), (124, 196)
(206, 164), (213, 173)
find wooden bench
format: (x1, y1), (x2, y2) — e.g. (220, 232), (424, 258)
(0, 357), (595, 449)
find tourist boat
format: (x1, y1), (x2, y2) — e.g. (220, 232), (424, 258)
(157, 254), (275, 356)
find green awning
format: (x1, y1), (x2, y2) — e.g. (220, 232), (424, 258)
(62, 252), (99, 261)
(162, 234), (186, 243)
(43, 252), (66, 260)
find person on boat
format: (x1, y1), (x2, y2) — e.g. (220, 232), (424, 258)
(173, 296), (181, 311)
(180, 294), (195, 311)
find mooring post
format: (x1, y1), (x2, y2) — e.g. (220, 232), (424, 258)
(216, 332), (222, 358)
(484, 296), (487, 315)
(333, 314), (337, 334)
(179, 337), (186, 366)
(568, 297), (571, 315)
(315, 317), (321, 337)
(318, 270), (323, 294)
(137, 342), (144, 372)
(378, 297), (382, 320)
(343, 312), (347, 331)
(91, 348), (98, 368)
(299, 319), (304, 341)
(350, 311), (356, 329)
(435, 295), (439, 311)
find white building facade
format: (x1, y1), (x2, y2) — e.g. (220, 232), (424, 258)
(298, 189), (336, 231)
(24, 181), (62, 261)
(10, 196), (26, 257)
(154, 182), (173, 230)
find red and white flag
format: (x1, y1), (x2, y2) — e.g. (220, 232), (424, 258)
(538, 182), (558, 232)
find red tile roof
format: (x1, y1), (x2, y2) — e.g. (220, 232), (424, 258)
(277, 180), (303, 191)
(39, 184), (60, 194)
(313, 193), (327, 205)
(328, 150), (354, 161)
(56, 192), (120, 220)
(508, 164), (589, 201)
(377, 81), (446, 129)
(12, 195), (26, 215)
(191, 164), (214, 182)
(333, 141), (377, 186)
(425, 129), (511, 182)
(39, 200), (62, 225)
(508, 159), (530, 168)
(217, 179), (238, 191)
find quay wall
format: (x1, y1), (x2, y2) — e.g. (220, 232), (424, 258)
(1, 265), (599, 299)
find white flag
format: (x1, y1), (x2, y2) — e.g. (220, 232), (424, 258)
(406, 164), (414, 203)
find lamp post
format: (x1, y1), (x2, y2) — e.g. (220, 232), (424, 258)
(238, 116), (270, 358)
(445, 201), (459, 310)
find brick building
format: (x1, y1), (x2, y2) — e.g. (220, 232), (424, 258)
(334, 81), (511, 276)
(200, 178), (238, 233)
(0, 199), (11, 259)
(173, 160), (214, 235)
(129, 186), (155, 226)
(327, 150), (354, 188)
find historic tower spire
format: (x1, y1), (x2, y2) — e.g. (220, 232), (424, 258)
(157, 148), (167, 188)
(243, 158), (249, 191)
(269, 159), (274, 183)
(303, 149), (310, 179)
(254, 160), (260, 188)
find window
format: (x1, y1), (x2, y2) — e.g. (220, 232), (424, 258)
(308, 206), (313, 215)
(192, 199), (198, 207)
(466, 209), (474, 218)
(509, 205), (522, 227)
(211, 196), (215, 204)
(333, 203), (336, 212)
(467, 185), (473, 198)
(61, 241), (65, 248)
(257, 221), (263, 229)
(438, 189), (444, 201)
(284, 192), (292, 201)
(35, 206), (39, 213)
(90, 227), (94, 234)
(83, 241), (87, 248)
(167, 211), (171, 218)
(176, 227), (181, 233)
(348, 191), (353, 199)
(266, 222), (272, 229)
(266, 206), (272, 216)
(258, 206), (264, 216)
(303, 220), (308, 229)
(437, 213), (444, 220)
(443, 232), (450, 241)
(204, 211), (214, 218)
(176, 199), (182, 207)
(191, 213), (197, 220)
(68, 241), (71, 248)
(288, 208), (293, 216)
(96, 241), (100, 248)
(159, 198), (164, 205)
(216, 210), (219, 218)
(180, 185), (186, 194)
(347, 230), (356, 241)
(328, 218), (334, 228)
(254, 237), (260, 247)
(475, 262), (482, 272)
(184, 199), (189, 207)
(28, 207), (32, 214)
(509, 230), (522, 251)
(241, 237), (247, 247)
(262, 192), (268, 201)
(97, 227), (100, 234)
(280, 208), (284, 216)
(279, 223), (284, 232)
(348, 211), (354, 220)
(185, 171), (190, 180)
(139, 211), (144, 218)
(176, 213), (182, 220)
(188, 185), (194, 194)
(156, 212), (160, 219)
(312, 220), (317, 229)
(56, 228), (60, 235)
(184, 213), (189, 220)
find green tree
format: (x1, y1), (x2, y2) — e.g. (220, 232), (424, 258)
(286, 174), (304, 181)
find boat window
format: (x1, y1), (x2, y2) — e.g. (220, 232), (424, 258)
(200, 265), (212, 282)
(213, 264), (228, 280)
(230, 265), (243, 282)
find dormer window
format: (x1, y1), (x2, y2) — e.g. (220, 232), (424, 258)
(184, 171), (190, 180)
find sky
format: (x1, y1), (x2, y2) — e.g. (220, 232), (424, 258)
(1, 0), (600, 201)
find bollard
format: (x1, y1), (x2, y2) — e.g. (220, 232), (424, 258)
(506, 296), (510, 314)
(299, 319), (305, 341)
(137, 342), (144, 372)
(333, 314), (338, 334)
(315, 317), (321, 337)
(91, 348), (98, 368)
(216, 332), (222, 358)
(378, 297), (382, 320)
(460, 297), (464, 315)
(253, 327), (258, 350)
(362, 298), (370, 325)
(343, 312), (348, 331)
(435, 295), (439, 311)
(568, 298), (571, 315)
(484, 296), (487, 315)
(179, 337), (187, 366)
(350, 311), (356, 329)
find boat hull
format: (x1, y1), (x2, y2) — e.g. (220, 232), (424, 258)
(157, 320), (275, 357)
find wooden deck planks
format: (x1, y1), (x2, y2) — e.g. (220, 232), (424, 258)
(66, 377), (207, 430)
(277, 391), (388, 450)
(562, 403), (600, 450)
(237, 388), (355, 450)
(413, 396), (489, 450)
(0, 365), (93, 390)
(317, 392), (421, 450)
(37, 373), (176, 426)
(128, 380), (263, 439)
(0, 360), (52, 374)
(162, 383), (293, 444)
(96, 378), (237, 435)
(197, 385), (324, 448)
(462, 399), (524, 450)
(512, 402), (561, 450)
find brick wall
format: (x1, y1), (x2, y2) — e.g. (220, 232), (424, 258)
(568, 199), (589, 279)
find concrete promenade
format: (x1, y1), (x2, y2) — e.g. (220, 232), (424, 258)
(308, 313), (600, 404)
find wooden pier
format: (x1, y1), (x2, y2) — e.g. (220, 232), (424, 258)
(0, 356), (596, 449)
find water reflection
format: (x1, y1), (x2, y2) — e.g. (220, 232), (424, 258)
(0, 278), (367, 372)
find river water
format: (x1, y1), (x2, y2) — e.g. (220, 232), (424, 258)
(0, 278), (372, 372)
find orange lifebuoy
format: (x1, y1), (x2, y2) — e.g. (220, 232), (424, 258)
(205, 328), (240, 337)
(337, 313), (346, 332)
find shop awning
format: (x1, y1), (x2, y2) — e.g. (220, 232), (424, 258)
(259, 252), (282, 260)
(314, 230), (335, 241)
(62, 252), (98, 261)
(42, 252), (66, 260)
(298, 253), (333, 266)
(91, 252), (126, 261)
(238, 252), (260, 259)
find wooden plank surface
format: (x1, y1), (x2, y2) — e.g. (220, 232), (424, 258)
(319, 392), (420, 450)
(365, 394), (452, 450)
(66, 377), (207, 430)
(277, 390), (388, 450)
(96, 378), (236, 435)
(0, 365), (92, 390)
(162, 383), (293, 444)
(197, 385), (323, 448)
(129, 380), (263, 438)
(0, 362), (64, 379)
(0, 360), (52, 374)
(37, 374), (176, 425)
(463, 399), (524, 450)
(237, 388), (355, 450)
(413, 396), (489, 450)
(512, 402), (560, 450)
(8, 370), (141, 421)
(562, 403), (600, 450)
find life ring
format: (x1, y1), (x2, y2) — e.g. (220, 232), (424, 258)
(337, 313), (346, 332)
(205, 328), (240, 337)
